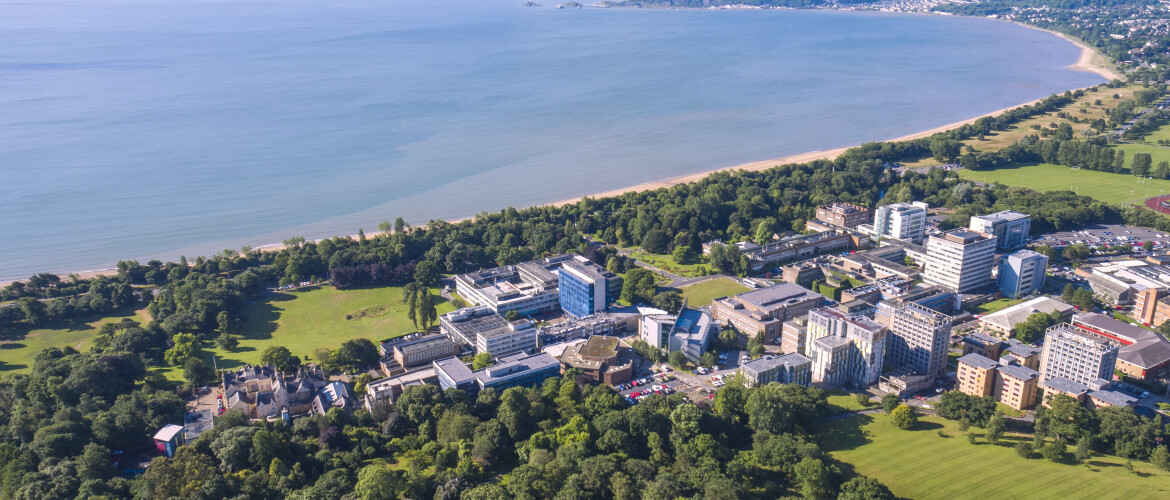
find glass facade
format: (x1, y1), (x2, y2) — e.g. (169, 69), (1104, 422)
(558, 268), (596, 318)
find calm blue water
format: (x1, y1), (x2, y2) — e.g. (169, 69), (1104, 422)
(0, 0), (1102, 280)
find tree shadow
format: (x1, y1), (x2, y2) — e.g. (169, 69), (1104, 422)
(0, 362), (27, 372)
(913, 420), (943, 431)
(819, 414), (874, 452)
(239, 293), (293, 341)
(0, 343), (26, 350)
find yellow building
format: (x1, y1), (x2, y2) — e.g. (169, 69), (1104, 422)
(956, 353), (997, 397)
(994, 362), (1040, 410)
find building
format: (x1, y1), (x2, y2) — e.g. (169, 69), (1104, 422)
(978, 297), (1075, 336)
(639, 311), (677, 350)
(669, 306), (718, 364)
(311, 381), (356, 415)
(474, 352), (561, 392)
(153, 424), (186, 458)
(440, 306), (538, 358)
(1087, 388), (1138, 409)
(1004, 339), (1042, 370)
(959, 331), (1003, 359)
(1080, 259), (1170, 305)
(711, 284), (823, 343)
(886, 303), (952, 379)
(1071, 312), (1159, 346)
(392, 334), (460, 369)
(364, 369), (438, 410)
(873, 285), (959, 327)
(997, 249), (1048, 299)
(782, 261), (824, 288)
(1134, 287), (1170, 327)
(1069, 312), (1170, 381)
(968, 210), (1031, 252)
(740, 352), (813, 387)
(866, 202), (928, 244)
(558, 257), (622, 318)
(434, 357), (477, 393)
(805, 307), (888, 387)
(815, 202), (872, 229)
(737, 230), (867, 272)
(453, 256), (569, 316)
(1041, 377), (1090, 404)
(558, 336), (634, 384)
(1039, 323), (1120, 386)
(538, 310), (637, 345)
(781, 316), (809, 354)
(956, 353), (999, 397)
(923, 229), (997, 293)
(221, 365), (326, 419)
(994, 360), (1040, 411)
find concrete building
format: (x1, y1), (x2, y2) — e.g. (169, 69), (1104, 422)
(1004, 339), (1042, 370)
(978, 296), (1075, 336)
(538, 310), (637, 345)
(670, 307), (717, 364)
(805, 307), (888, 387)
(886, 303), (952, 379)
(997, 249), (1048, 299)
(391, 334), (460, 369)
(782, 261), (824, 288)
(815, 202), (872, 229)
(364, 369), (438, 410)
(440, 306), (537, 358)
(873, 285), (959, 327)
(557, 336), (634, 385)
(866, 202), (928, 244)
(959, 331), (1003, 359)
(969, 210), (1031, 252)
(956, 353), (999, 397)
(453, 256), (570, 316)
(781, 316), (809, 354)
(711, 284), (823, 343)
(474, 353), (561, 392)
(740, 352), (813, 387)
(923, 229), (997, 293)
(1039, 323), (1120, 386)
(1041, 376), (1090, 404)
(558, 257), (622, 318)
(1134, 287), (1170, 327)
(994, 360), (1040, 411)
(1070, 312), (1170, 381)
(639, 311), (677, 350)
(433, 357), (477, 393)
(738, 230), (867, 272)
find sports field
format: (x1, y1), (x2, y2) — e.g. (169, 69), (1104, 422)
(823, 414), (1170, 499)
(678, 278), (750, 307)
(955, 162), (1170, 204)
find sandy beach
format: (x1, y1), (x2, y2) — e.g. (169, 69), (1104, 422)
(5, 26), (1118, 286)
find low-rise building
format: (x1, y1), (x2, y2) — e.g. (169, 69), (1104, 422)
(978, 297), (1075, 336)
(738, 230), (867, 273)
(221, 365), (326, 419)
(364, 369), (438, 410)
(1087, 388), (1138, 409)
(1041, 376), (1090, 405)
(957, 353), (998, 397)
(433, 357), (477, 393)
(782, 261), (824, 288)
(960, 331), (1003, 359)
(670, 307), (717, 364)
(311, 381), (356, 415)
(815, 202), (872, 229)
(453, 257), (568, 316)
(392, 334), (460, 369)
(153, 425), (186, 458)
(740, 352), (813, 387)
(1116, 338), (1170, 380)
(440, 306), (538, 358)
(558, 336), (634, 385)
(474, 352), (561, 392)
(711, 284), (823, 343)
(1004, 339), (1042, 370)
(539, 310), (637, 345)
(994, 360), (1040, 411)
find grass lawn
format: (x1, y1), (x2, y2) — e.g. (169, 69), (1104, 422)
(677, 278), (750, 307)
(956, 162), (1170, 205)
(1117, 143), (1170, 173)
(1135, 121), (1170, 145)
(971, 298), (1023, 315)
(628, 250), (709, 278)
(995, 402), (1026, 418)
(0, 306), (150, 373)
(823, 414), (1170, 499)
(200, 285), (454, 373)
(826, 390), (874, 415)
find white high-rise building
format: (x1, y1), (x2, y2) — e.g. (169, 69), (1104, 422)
(868, 202), (928, 244)
(924, 229), (997, 293)
(998, 249), (1048, 299)
(805, 307), (888, 387)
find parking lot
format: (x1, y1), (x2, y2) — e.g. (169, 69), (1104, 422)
(613, 348), (751, 403)
(1032, 223), (1170, 250)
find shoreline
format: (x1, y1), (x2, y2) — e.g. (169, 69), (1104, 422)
(2, 20), (1118, 287)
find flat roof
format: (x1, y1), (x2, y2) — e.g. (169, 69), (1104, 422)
(972, 210), (1030, 222)
(153, 424), (185, 442)
(957, 353), (999, 370)
(939, 228), (992, 245)
(433, 356), (475, 385)
(394, 334), (455, 356)
(1043, 376), (1089, 395)
(577, 336), (619, 359)
(475, 353), (559, 385)
(733, 283), (821, 309)
(743, 352), (811, 372)
(997, 363), (1039, 381)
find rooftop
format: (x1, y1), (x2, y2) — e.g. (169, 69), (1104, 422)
(153, 424), (185, 442)
(433, 356), (475, 385)
(958, 353), (999, 370)
(810, 306), (885, 334)
(938, 228), (993, 245)
(1089, 389), (1138, 407)
(732, 283), (822, 310)
(1005, 339), (1042, 357)
(997, 363), (1039, 381)
(742, 352), (811, 373)
(577, 335), (620, 359)
(475, 352), (560, 386)
(1042, 376), (1090, 396)
(1118, 338), (1170, 369)
(1072, 313), (1159, 344)
(394, 334), (456, 356)
(962, 331), (1002, 347)
(980, 297), (1074, 332)
(971, 210), (1030, 223)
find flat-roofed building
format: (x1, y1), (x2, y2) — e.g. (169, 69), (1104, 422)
(924, 229), (997, 293)
(994, 360), (1040, 410)
(805, 307), (887, 387)
(816, 202), (872, 229)
(669, 307), (717, 364)
(558, 336), (634, 385)
(1005, 339), (1042, 370)
(440, 306), (537, 358)
(887, 303), (952, 379)
(433, 357), (476, 393)
(873, 285), (958, 327)
(960, 331), (1003, 360)
(978, 297), (1075, 336)
(869, 202), (928, 244)
(957, 353), (998, 397)
(969, 210), (1031, 252)
(392, 334), (460, 369)
(474, 353), (560, 392)
(740, 352), (812, 387)
(364, 368), (438, 410)
(738, 230), (867, 273)
(781, 316), (809, 354)
(711, 284), (823, 343)
(1039, 323), (1120, 386)
(558, 257), (622, 318)
(782, 261), (824, 288)
(1087, 388), (1138, 409)
(639, 312), (676, 350)
(998, 249), (1048, 299)
(453, 256), (570, 316)
(1041, 376), (1090, 405)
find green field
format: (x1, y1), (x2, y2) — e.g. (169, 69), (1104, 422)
(956, 162), (1170, 205)
(823, 415), (1170, 499)
(1118, 143), (1170, 173)
(678, 278), (750, 307)
(201, 285), (454, 371)
(628, 250), (709, 278)
(0, 307), (151, 373)
(826, 390), (873, 415)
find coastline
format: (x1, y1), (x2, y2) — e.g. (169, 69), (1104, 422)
(3, 22), (1117, 287)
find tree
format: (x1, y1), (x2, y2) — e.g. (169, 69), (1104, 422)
(958, 414), (970, 432)
(183, 357), (214, 387)
(1152, 445), (1170, 471)
(215, 331), (238, 351)
(708, 244), (731, 274)
(699, 351), (717, 367)
(754, 217), (779, 244)
(1144, 240), (1155, 252)
(1042, 438), (1067, 462)
(668, 350), (688, 369)
(1061, 283), (1076, 302)
(260, 345), (301, 372)
(641, 230), (670, 254)
(1015, 442), (1033, 459)
(881, 393), (900, 414)
(1062, 243), (1091, 261)
(1075, 436), (1093, 463)
(854, 393), (871, 407)
(1041, 394), (1095, 441)
(930, 138), (962, 162)
(504, 309), (520, 321)
(1132, 152), (1153, 177)
(985, 412), (1005, 445)
(331, 338), (379, 372)
(794, 457), (830, 500)
(413, 260), (439, 286)
(620, 268), (657, 305)
(672, 245), (699, 265)
(77, 443), (115, 482)
(1155, 160), (1170, 180)
(651, 291), (683, 314)
(473, 352), (494, 370)
(1013, 311), (1058, 343)
(164, 332), (202, 366)
(890, 404), (917, 430)
(838, 476), (894, 500)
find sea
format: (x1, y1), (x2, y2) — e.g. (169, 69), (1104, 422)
(0, 0), (1104, 281)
